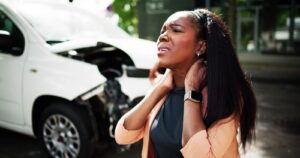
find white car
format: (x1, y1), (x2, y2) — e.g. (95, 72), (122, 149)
(0, 0), (156, 157)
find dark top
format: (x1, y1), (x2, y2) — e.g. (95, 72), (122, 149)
(150, 87), (185, 158)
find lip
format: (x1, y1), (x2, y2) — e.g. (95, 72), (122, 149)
(157, 44), (171, 53)
(158, 47), (170, 51)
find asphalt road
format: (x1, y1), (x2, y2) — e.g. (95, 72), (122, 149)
(0, 122), (141, 158)
(242, 80), (300, 158)
(0, 80), (300, 158)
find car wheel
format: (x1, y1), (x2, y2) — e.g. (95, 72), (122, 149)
(38, 102), (95, 158)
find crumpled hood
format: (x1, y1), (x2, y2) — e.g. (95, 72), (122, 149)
(50, 37), (158, 69)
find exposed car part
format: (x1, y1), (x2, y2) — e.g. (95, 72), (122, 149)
(57, 43), (135, 78)
(77, 68), (136, 152)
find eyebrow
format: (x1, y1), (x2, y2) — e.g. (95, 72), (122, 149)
(161, 22), (185, 31)
(169, 22), (184, 28)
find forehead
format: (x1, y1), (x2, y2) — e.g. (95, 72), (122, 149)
(163, 12), (194, 27)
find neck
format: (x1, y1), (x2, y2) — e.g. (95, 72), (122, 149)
(172, 69), (187, 88)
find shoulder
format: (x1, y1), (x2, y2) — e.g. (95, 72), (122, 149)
(207, 113), (238, 134)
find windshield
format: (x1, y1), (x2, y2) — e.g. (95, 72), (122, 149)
(18, 2), (129, 44)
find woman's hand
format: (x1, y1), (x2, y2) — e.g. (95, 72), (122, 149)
(157, 68), (174, 92)
(185, 60), (207, 92)
(149, 62), (173, 92)
(123, 64), (173, 131)
(149, 62), (161, 85)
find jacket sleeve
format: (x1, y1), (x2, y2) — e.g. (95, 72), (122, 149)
(180, 115), (237, 158)
(114, 113), (145, 145)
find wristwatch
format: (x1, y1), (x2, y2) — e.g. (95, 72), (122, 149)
(184, 90), (202, 103)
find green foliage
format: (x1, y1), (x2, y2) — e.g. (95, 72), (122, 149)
(211, 7), (223, 19)
(240, 10), (255, 17)
(276, 9), (289, 28)
(241, 21), (254, 50)
(112, 0), (138, 35)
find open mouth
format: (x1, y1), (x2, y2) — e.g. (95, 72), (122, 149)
(158, 46), (171, 52)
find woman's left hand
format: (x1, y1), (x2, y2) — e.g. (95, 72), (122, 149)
(184, 60), (207, 92)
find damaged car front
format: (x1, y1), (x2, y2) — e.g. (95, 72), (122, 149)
(0, 0), (157, 158)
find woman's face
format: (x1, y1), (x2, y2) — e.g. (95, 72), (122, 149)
(157, 12), (200, 70)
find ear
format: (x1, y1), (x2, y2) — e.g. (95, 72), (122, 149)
(196, 40), (207, 55)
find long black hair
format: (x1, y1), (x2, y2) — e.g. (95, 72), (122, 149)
(187, 9), (257, 150)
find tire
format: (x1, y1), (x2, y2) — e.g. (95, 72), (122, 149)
(38, 102), (95, 158)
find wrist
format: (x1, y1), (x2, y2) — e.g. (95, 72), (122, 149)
(185, 88), (199, 93)
(184, 90), (202, 103)
(155, 84), (171, 95)
(184, 84), (199, 92)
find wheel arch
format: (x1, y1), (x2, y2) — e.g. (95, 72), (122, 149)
(33, 95), (98, 158)
(32, 95), (68, 136)
(31, 95), (88, 137)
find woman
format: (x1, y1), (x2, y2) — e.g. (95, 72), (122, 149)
(115, 8), (256, 158)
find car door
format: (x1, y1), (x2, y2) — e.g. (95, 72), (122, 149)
(0, 9), (26, 125)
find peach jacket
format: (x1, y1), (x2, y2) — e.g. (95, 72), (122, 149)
(115, 96), (240, 158)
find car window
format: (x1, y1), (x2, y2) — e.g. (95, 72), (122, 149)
(0, 10), (25, 56)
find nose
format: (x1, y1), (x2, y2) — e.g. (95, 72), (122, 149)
(157, 31), (169, 43)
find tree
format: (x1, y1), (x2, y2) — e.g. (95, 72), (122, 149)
(228, 0), (236, 47)
(112, 0), (138, 35)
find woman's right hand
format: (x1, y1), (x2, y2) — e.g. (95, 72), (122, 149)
(149, 62), (161, 85)
(157, 68), (174, 92)
(123, 66), (173, 130)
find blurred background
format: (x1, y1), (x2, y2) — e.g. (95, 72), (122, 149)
(113, 0), (300, 54)
(0, 0), (300, 158)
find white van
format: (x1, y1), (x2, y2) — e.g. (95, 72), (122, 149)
(0, 0), (156, 157)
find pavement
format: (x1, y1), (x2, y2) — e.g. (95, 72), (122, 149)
(238, 53), (300, 82)
(237, 52), (300, 158)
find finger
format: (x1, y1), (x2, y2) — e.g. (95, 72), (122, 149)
(164, 68), (171, 75)
(190, 59), (205, 71)
(196, 59), (206, 67)
(189, 60), (201, 70)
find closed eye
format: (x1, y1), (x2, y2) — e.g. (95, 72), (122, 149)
(170, 24), (184, 33)
(159, 24), (184, 34)
(172, 28), (182, 33)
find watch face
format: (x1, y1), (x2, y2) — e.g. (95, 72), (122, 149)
(191, 91), (202, 101)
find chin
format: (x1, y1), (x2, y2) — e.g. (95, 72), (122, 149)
(158, 61), (171, 69)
